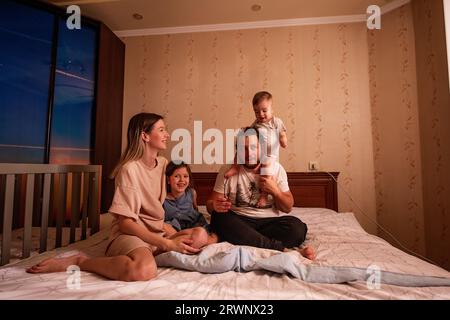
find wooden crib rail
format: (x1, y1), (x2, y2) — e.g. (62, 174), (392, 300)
(0, 164), (102, 266)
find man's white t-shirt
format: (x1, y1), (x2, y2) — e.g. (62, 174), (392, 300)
(213, 163), (290, 218)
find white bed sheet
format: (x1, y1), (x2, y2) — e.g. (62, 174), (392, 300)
(1, 207), (450, 300)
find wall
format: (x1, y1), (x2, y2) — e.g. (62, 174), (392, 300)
(367, 3), (426, 255)
(368, 0), (450, 270)
(121, 23), (377, 234)
(412, 0), (450, 270)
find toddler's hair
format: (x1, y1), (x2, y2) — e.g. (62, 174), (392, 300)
(166, 161), (195, 192)
(252, 91), (272, 106)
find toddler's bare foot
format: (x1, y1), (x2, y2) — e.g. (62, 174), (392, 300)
(224, 165), (239, 179)
(297, 246), (316, 260)
(256, 194), (271, 208)
(26, 254), (88, 274)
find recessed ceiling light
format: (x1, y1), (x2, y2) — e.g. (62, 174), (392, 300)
(132, 13), (143, 20)
(251, 4), (262, 12)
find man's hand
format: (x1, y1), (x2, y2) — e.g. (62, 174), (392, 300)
(212, 196), (232, 213)
(207, 191), (233, 213)
(259, 177), (294, 213)
(259, 176), (280, 197)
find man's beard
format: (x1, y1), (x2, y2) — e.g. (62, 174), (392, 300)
(244, 161), (260, 170)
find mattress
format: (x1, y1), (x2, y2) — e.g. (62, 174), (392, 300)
(0, 213), (111, 265)
(1, 207), (450, 300)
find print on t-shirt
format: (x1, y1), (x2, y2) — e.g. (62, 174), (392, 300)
(226, 168), (273, 208)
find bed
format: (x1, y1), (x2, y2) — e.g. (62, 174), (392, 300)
(0, 163), (101, 266)
(1, 168), (450, 300)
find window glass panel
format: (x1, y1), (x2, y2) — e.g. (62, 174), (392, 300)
(0, 0), (54, 163)
(49, 17), (97, 164)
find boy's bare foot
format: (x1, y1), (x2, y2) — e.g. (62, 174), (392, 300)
(224, 165), (239, 179)
(26, 254), (88, 274)
(297, 246), (316, 260)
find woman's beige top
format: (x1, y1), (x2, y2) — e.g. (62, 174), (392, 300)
(107, 156), (168, 246)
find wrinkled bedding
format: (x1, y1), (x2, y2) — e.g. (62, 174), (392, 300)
(156, 209), (450, 287)
(1, 207), (450, 300)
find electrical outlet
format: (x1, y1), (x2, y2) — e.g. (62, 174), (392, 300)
(308, 161), (319, 171)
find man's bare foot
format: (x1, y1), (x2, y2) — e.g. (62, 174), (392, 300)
(26, 254), (88, 274)
(224, 165), (239, 179)
(207, 233), (219, 245)
(297, 246), (315, 260)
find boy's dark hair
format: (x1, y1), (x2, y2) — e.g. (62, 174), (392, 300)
(252, 91), (272, 106)
(165, 161), (195, 192)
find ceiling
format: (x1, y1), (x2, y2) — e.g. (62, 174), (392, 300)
(45, 0), (398, 32)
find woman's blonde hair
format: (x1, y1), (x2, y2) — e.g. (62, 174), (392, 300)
(110, 113), (164, 178)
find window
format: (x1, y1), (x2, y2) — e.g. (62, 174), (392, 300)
(49, 17), (97, 164)
(0, 0), (54, 163)
(0, 0), (98, 164)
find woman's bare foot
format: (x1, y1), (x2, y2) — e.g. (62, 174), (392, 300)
(297, 246), (315, 260)
(26, 254), (88, 274)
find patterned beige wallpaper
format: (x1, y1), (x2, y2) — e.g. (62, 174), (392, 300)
(368, 3), (426, 256)
(412, 0), (450, 270)
(120, 1), (450, 269)
(368, 0), (450, 269)
(122, 23), (377, 234)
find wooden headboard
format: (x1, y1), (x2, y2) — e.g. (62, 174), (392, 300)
(192, 172), (339, 211)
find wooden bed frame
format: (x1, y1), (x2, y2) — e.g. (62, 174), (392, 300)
(0, 164), (101, 266)
(193, 171), (339, 211)
(0, 166), (337, 267)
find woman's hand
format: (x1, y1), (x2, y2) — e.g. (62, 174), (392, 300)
(165, 237), (201, 254)
(212, 196), (232, 213)
(163, 223), (177, 237)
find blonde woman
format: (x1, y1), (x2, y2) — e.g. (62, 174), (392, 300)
(27, 113), (207, 281)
